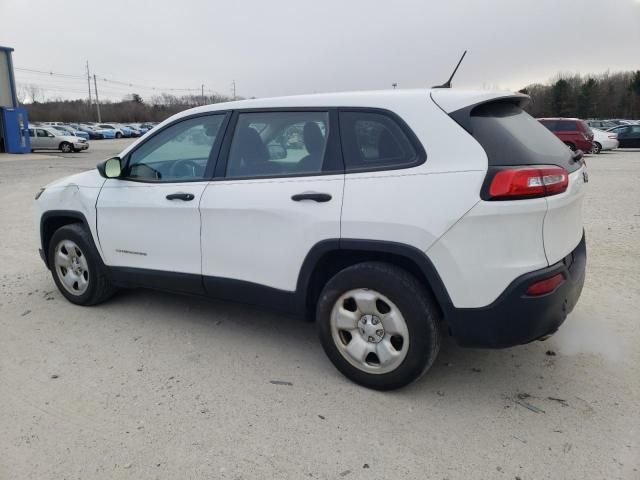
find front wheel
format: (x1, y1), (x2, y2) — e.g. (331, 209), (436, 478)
(115, 132), (122, 139)
(316, 262), (441, 390)
(564, 142), (577, 152)
(59, 142), (72, 153)
(48, 224), (116, 305)
(590, 142), (602, 154)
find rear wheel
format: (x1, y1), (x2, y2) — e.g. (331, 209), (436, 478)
(316, 262), (441, 390)
(59, 142), (72, 153)
(590, 142), (602, 154)
(48, 224), (116, 305)
(564, 142), (577, 152)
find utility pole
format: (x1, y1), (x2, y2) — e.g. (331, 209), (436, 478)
(201, 84), (204, 105)
(232, 80), (236, 100)
(93, 74), (102, 122)
(86, 61), (93, 109)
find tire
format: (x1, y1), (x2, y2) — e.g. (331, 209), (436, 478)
(590, 142), (602, 154)
(564, 142), (577, 152)
(316, 262), (441, 390)
(115, 132), (122, 139)
(59, 142), (72, 153)
(48, 224), (116, 306)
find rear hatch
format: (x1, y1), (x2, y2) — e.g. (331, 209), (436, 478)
(432, 92), (586, 265)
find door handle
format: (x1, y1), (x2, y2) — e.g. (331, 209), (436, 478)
(291, 192), (332, 203)
(166, 192), (195, 201)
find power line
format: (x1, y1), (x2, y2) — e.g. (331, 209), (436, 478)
(14, 65), (215, 94)
(14, 67), (84, 79)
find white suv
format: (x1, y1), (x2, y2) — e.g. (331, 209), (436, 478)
(34, 90), (587, 390)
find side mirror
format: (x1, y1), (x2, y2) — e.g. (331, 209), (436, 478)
(97, 157), (122, 178)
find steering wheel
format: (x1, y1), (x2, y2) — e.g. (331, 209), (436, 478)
(169, 159), (202, 179)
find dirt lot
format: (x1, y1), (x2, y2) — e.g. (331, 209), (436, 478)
(0, 141), (638, 479)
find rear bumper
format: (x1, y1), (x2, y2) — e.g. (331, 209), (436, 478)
(447, 232), (586, 348)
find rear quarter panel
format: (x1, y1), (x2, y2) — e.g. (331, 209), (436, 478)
(340, 94), (487, 252)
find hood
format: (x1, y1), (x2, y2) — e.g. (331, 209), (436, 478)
(59, 135), (82, 142)
(45, 169), (106, 189)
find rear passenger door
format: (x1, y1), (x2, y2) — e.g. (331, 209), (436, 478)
(200, 110), (344, 297)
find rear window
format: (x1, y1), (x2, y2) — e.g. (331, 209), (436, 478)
(579, 121), (592, 135)
(455, 102), (578, 171)
(539, 119), (578, 132)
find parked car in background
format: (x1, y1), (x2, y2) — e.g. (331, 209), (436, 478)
(84, 125), (116, 139)
(131, 124), (149, 134)
(28, 126), (89, 152)
(605, 119), (637, 126)
(97, 124), (125, 138)
(118, 125), (134, 137)
(590, 128), (619, 154)
(537, 118), (593, 152)
(53, 125), (90, 141)
(74, 125), (104, 140)
(607, 124), (640, 148)
(586, 120), (617, 130)
(122, 125), (142, 137)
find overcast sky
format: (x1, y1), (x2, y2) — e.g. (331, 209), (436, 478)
(1, 0), (639, 102)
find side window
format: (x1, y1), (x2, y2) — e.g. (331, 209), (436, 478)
(339, 111), (418, 171)
(225, 111), (330, 179)
(124, 114), (225, 182)
(28, 129), (34, 137)
(559, 120), (578, 131)
(36, 129), (48, 137)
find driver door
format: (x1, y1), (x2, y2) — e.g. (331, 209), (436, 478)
(96, 113), (229, 289)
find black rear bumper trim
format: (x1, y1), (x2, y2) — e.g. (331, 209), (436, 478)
(447, 232), (586, 348)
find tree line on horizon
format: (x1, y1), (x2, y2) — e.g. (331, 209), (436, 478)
(521, 70), (640, 120)
(20, 69), (640, 123)
(21, 92), (237, 123)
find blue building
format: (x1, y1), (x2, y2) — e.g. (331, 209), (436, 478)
(0, 45), (30, 153)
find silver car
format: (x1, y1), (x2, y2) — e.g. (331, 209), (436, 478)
(28, 126), (89, 153)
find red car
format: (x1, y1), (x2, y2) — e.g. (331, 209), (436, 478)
(537, 118), (593, 152)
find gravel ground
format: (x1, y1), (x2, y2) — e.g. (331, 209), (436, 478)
(0, 142), (638, 479)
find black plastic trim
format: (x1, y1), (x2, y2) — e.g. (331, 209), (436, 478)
(448, 232), (586, 348)
(39, 210), (92, 269)
(108, 267), (205, 295)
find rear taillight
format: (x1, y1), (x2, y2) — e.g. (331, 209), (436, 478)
(526, 273), (564, 296)
(488, 166), (569, 200)
(608, 134), (617, 139)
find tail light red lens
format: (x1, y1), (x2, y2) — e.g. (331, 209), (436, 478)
(526, 273), (564, 296)
(488, 166), (569, 200)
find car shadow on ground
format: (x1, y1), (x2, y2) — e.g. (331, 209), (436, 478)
(103, 286), (559, 399)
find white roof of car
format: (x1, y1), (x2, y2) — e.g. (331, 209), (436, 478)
(170, 88), (522, 118)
